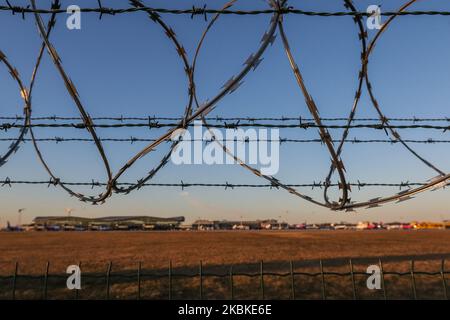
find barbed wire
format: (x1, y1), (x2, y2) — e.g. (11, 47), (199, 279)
(1, 122), (449, 130)
(1, 137), (449, 144)
(196, 0), (449, 211)
(1, 3), (450, 17)
(1, 115), (449, 122)
(0, 0), (448, 211)
(0, 178), (439, 191)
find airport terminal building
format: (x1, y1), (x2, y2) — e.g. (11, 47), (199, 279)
(32, 216), (185, 231)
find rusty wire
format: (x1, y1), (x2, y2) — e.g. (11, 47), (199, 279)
(0, 0), (448, 210)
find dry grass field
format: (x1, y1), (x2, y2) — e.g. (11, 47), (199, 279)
(1, 230), (450, 299)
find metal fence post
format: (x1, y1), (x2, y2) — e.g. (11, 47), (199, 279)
(168, 260), (172, 300)
(199, 260), (203, 300)
(410, 260), (417, 300)
(349, 259), (357, 300)
(12, 261), (18, 300)
(229, 265), (234, 300)
(106, 261), (112, 300)
(320, 260), (326, 300)
(137, 261), (141, 300)
(43, 261), (50, 300)
(290, 261), (295, 300)
(379, 259), (387, 300)
(260, 261), (264, 300)
(441, 259), (448, 300)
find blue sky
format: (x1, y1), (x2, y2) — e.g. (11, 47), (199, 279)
(1, 0), (449, 225)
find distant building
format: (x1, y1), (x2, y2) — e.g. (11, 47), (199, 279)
(192, 220), (216, 230)
(356, 221), (377, 230)
(191, 219), (284, 230)
(218, 220), (262, 230)
(32, 216), (185, 231)
(410, 221), (445, 230)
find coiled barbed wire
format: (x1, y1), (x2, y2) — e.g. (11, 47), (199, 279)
(198, 0), (449, 210)
(109, 0), (281, 196)
(0, 0), (449, 210)
(109, 0), (197, 195)
(340, 0), (449, 210)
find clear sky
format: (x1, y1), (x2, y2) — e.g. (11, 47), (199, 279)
(1, 0), (449, 225)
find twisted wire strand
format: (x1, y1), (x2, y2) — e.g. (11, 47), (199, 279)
(2, 137), (449, 144)
(1, 115), (448, 122)
(1, 4), (450, 17)
(3, 122), (448, 130)
(108, 0), (281, 195)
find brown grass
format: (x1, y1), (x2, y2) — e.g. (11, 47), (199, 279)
(1, 230), (450, 273)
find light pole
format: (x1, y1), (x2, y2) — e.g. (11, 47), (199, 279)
(17, 208), (25, 227)
(65, 208), (74, 217)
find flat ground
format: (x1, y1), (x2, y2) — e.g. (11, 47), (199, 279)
(1, 230), (450, 274)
